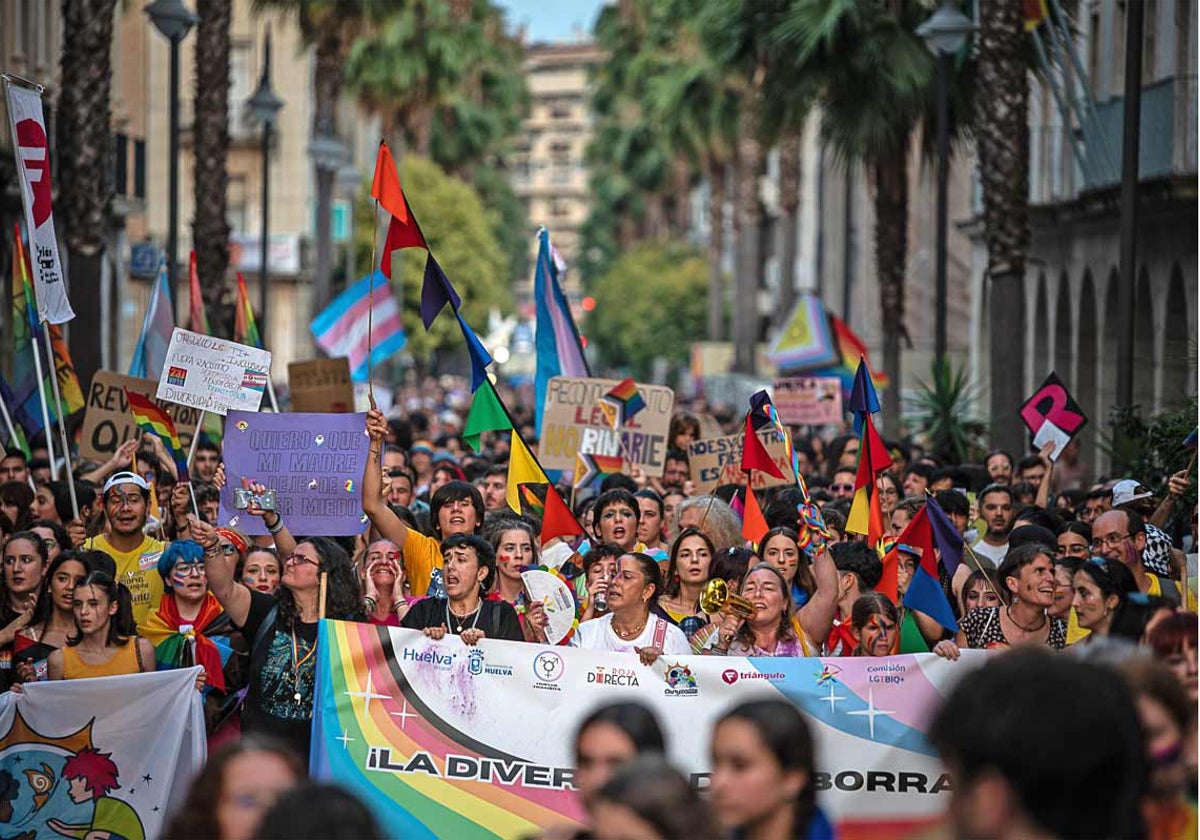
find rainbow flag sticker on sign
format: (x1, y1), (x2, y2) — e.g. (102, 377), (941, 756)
(597, 377), (646, 429)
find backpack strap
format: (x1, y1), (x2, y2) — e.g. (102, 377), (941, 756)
(252, 604), (279, 659)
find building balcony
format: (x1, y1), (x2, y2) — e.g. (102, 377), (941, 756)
(1081, 73), (1197, 190)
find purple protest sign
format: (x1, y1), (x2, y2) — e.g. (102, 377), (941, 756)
(217, 410), (369, 537)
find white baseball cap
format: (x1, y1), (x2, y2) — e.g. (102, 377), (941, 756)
(103, 471), (150, 494)
(1111, 479), (1153, 507)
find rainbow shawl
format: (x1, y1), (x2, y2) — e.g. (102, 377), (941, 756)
(140, 593), (233, 692)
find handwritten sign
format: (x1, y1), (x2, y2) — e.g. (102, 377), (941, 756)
(688, 429), (795, 494)
(1019, 372), (1088, 462)
(79, 370), (202, 461)
(289, 358), (355, 413)
(156, 328), (272, 416)
(772, 376), (843, 425)
(218, 410), (369, 536)
(539, 377), (674, 476)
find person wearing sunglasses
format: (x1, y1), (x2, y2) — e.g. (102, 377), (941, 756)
(142, 539), (245, 739)
(195, 513), (364, 760)
(828, 467), (857, 502)
(1070, 556), (1139, 643)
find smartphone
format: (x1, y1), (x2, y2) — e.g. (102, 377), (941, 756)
(233, 488), (277, 511)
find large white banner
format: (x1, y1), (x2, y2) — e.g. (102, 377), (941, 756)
(4, 79), (73, 324)
(0, 668), (207, 840)
(312, 622), (985, 839)
(156, 328), (273, 416)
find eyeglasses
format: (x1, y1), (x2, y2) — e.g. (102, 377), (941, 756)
(1057, 543), (1090, 557)
(284, 554), (319, 567)
(1091, 533), (1130, 551)
(831, 483), (855, 493)
(173, 563), (206, 577)
(106, 492), (144, 508)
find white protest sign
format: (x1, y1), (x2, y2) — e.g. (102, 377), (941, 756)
(156, 328), (272, 416)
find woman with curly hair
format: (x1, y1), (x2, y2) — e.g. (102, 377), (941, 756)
(195, 513), (364, 759)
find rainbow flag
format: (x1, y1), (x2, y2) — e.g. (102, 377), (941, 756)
(234, 272), (262, 349)
(597, 377), (646, 429)
(125, 388), (189, 480)
(573, 452), (623, 489)
(188, 251), (210, 335)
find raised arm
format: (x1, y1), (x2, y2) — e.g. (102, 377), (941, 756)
(362, 409), (408, 547)
(242, 479), (295, 558)
(191, 514), (252, 627)
(797, 545), (840, 647)
(1034, 443), (1055, 509)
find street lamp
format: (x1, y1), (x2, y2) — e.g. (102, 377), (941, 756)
(336, 163), (362, 283)
(308, 129), (346, 316)
(917, 0), (974, 371)
(245, 26), (284, 344)
(145, 0), (197, 325)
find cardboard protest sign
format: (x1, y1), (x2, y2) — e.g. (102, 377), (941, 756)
(688, 428), (795, 494)
(156, 328), (272, 416)
(539, 376), (674, 477)
(773, 376), (843, 425)
(218, 410), (369, 536)
(288, 358), (355, 413)
(1019, 372), (1088, 461)
(79, 370), (203, 461)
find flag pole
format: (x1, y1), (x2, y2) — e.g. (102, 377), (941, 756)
(265, 377), (280, 413)
(0, 388), (34, 492)
(366, 140), (384, 411)
(41, 325), (79, 519)
(28, 334), (56, 480)
(186, 411), (205, 470)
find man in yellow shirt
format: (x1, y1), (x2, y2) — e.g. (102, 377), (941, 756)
(83, 473), (164, 629)
(1092, 509), (1190, 609)
(363, 410), (484, 596)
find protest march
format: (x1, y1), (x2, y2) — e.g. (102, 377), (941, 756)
(0, 72), (1197, 840)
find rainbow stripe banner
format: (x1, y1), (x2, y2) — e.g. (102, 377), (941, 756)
(313, 622), (984, 839)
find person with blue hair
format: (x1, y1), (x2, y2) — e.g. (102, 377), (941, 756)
(140, 539), (247, 741)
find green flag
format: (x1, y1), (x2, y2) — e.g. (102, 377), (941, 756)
(463, 380), (512, 452)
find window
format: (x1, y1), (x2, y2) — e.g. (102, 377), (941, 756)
(227, 175), (248, 234)
(133, 140), (146, 200)
(113, 133), (128, 198)
(1088, 9), (1102, 99)
(229, 40), (254, 131)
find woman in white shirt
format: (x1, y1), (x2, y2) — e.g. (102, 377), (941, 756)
(572, 552), (690, 664)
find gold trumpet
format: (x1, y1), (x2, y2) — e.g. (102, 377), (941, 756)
(699, 579), (757, 620)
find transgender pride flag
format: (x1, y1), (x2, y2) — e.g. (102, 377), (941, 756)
(533, 228), (589, 435)
(310, 271), (407, 382)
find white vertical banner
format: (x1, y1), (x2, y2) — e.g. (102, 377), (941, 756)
(0, 668), (207, 840)
(4, 78), (74, 324)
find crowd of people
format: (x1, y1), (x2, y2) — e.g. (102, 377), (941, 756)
(0, 382), (1195, 839)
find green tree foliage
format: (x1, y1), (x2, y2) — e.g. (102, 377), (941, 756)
(587, 241), (709, 378)
(355, 156), (511, 365)
(470, 163), (531, 285)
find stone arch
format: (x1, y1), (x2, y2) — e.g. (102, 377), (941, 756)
(1054, 272), (1073, 377)
(1033, 272), (1050, 383)
(1134, 267), (1155, 412)
(1162, 263), (1193, 402)
(1100, 268), (1120, 422)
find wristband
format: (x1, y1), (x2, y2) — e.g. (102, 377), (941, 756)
(266, 515), (285, 535)
(363, 596), (378, 610)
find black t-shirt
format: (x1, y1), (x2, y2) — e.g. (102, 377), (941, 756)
(237, 589), (319, 759)
(401, 597), (524, 642)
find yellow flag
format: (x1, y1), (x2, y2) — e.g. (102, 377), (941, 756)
(506, 430), (549, 513)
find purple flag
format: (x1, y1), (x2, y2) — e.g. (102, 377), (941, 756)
(420, 253), (461, 329)
(217, 410), (369, 537)
(926, 496), (963, 578)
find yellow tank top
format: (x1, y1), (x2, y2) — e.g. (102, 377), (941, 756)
(61, 639), (141, 680)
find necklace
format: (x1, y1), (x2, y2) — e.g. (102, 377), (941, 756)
(1006, 605), (1047, 634)
(445, 600), (482, 634)
(612, 614), (648, 640)
(290, 627), (318, 704)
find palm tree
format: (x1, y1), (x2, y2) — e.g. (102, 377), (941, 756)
(772, 0), (937, 431)
(345, 1), (472, 156)
(57, 0), (117, 390)
(192, 0), (232, 330)
(976, 0), (1030, 454)
(253, 0), (383, 314)
(776, 131), (803, 322)
(644, 7), (740, 341)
